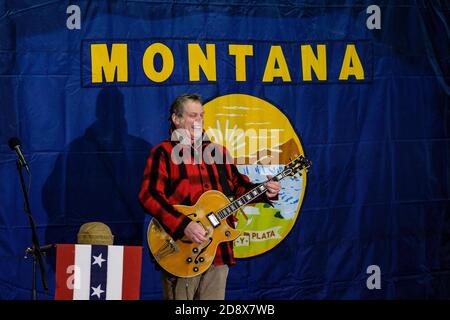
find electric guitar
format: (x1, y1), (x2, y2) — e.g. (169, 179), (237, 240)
(147, 154), (312, 278)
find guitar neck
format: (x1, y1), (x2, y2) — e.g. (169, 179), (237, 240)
(216, 168), (294, 221)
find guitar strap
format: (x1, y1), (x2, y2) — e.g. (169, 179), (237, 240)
(215, 163), (249, 222)
(215, 163), (234, 201)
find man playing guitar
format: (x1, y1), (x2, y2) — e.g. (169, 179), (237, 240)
(139, 93), (281, 300)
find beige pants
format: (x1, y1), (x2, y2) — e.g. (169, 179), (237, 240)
(161, 264), (229, 300)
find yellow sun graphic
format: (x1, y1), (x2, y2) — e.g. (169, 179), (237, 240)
(204, 94), (302, 165)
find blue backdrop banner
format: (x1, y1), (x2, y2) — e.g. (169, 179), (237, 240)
(0, 0), (449, 299)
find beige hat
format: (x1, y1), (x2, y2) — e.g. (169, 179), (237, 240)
(77, 222), (114, 245)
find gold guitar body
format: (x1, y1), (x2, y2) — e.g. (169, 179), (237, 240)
(147, 190), (241, 278)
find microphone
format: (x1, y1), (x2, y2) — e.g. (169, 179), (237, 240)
(8, 137), (30, 174)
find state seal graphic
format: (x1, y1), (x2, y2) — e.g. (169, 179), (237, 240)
(203, 94), (308, 258)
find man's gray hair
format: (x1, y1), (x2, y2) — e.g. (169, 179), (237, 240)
(169, 93), (202, 118)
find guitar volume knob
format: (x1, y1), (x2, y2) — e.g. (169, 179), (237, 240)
(186, 257), (193, 263)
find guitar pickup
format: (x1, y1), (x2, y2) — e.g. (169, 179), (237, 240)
(207, 213), (220, 228)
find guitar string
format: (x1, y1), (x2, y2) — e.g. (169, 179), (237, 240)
(216, 171), (286, 220)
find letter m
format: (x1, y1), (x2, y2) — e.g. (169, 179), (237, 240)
(91, 43), (128, 83)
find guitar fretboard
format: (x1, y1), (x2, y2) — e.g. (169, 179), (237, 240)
(216, 169), (293, 221)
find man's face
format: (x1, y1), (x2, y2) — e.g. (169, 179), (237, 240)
(172, 99), (204, 141)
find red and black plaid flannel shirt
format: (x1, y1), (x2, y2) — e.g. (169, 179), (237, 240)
(139, 137), (274, 266)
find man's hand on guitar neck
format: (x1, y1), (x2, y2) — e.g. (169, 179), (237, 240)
(264, 175), (281, 198)
(184, 221), (208, 244)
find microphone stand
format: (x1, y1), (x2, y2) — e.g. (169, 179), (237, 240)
(15, 160), (49, 300)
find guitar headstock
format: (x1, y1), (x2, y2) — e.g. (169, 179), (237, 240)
(285, 154), (312, 177)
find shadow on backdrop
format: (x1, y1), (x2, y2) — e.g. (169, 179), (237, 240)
(42, 87), (152, 270)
